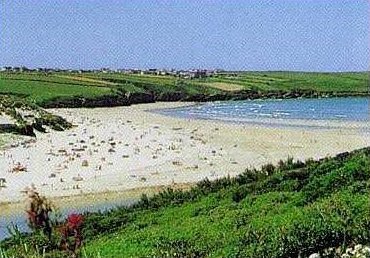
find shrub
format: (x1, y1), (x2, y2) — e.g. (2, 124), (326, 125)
(24, 186), (54, 243)
(59, 213), (84, 257)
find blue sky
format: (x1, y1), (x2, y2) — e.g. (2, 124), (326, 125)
(0, 0), (369, 71)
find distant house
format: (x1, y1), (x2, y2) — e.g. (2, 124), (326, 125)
(187, 69), (206, 79)
(148, 68), (158, 74)
(101, 68), (110, 73)
(0, 67), (11, 72)
(127, 69), (140, 74)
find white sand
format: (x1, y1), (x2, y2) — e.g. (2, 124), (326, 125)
(0, 102), (369, 208)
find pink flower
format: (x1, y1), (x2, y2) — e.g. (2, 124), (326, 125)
(67, 213), (83, 229)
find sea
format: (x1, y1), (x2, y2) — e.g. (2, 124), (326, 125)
(154, 97), (369, 125)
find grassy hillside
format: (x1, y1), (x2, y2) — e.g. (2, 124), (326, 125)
(0, 73), (116, 104)
(0, 71), (368, 107)
(81, 147), (370, 257)
(205, 71), (369, 93)
(2, 147), (369, 257)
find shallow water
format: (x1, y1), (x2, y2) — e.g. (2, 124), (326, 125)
(154, 97), (369, 126)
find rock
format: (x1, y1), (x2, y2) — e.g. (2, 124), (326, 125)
(308, 253), (320, 258)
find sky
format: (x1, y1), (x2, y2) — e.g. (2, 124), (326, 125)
(0, 0), (369, 71)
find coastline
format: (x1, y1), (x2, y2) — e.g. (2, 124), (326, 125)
(39, 90), (370, 109)
(0, 183), (192, 217)
(0, 101), (369, 215)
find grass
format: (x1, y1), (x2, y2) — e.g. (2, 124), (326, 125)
(0, 135), (6, 148)
(0, 71), (368, 107)
(205, 71), (369, 92)
(79, 148), (370, 257)
(83, 73), (222, 96)
(0, 134), (20, 149)
(0, 73), (114, 105)
(2, 147), (369, 257)
(199, 82), (244, 91)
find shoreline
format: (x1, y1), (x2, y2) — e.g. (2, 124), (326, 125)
(0, 101), (369, 214)
(0, 183), (192, 217)
(39, 91), (370, 109)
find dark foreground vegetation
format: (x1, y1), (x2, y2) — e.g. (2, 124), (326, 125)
(0, 71), (368, 108)
(1, 147), (370, 257)
(0, 95), (72, 136)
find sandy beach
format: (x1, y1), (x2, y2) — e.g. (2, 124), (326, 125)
(0, 102), (369, 214)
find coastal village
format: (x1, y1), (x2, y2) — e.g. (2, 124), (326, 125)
(0, 66), (225, 79)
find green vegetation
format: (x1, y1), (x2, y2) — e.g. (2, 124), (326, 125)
(0, 71), (368, 107)
(0, 95), (72, 136)
(0, 73), (115, 105)
(0, 135), (5, 148)
(206, 71), (369, 93)
(2, 147), (370, 257)
(85, 73), (221, 97)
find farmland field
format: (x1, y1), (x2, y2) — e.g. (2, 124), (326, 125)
(0, 71), (368, 106)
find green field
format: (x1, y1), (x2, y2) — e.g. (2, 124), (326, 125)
(2, 148), (370, 257)
(0, 73), (115, 104)
(205, 71), (369, 92)
(0, 71), (368, 106)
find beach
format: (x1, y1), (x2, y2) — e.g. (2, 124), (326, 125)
(0, 102), (369, 214)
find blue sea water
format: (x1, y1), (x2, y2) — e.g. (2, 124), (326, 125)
(154, 97), (369, 126)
